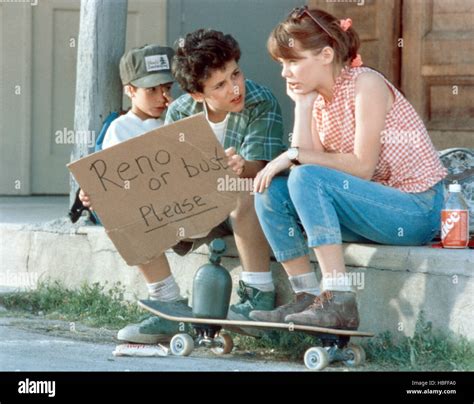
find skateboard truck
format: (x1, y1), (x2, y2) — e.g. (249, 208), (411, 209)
(169, 330), (234, 356)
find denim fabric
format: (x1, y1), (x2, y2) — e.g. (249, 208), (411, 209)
(255, 165), (445, 262)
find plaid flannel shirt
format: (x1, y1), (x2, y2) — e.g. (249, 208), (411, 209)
(165, 79), (285, 161)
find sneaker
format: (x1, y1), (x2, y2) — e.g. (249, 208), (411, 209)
(284, 290), (360, 330)
(117, 299), (189, 344)
(249, 292), (315, 323)
(227, 281), (275, 321)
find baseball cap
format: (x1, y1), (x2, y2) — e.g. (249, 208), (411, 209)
(119, 44), (175, 88)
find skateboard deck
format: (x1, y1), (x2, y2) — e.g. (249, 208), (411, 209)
(138, 299), (373, 337)
(138, 299), (374, 370)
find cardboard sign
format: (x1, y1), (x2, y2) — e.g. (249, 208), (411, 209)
(68, 113), (238, 265)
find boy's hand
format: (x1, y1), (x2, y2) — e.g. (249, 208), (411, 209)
(225, 147), (246, 176)
(78, 188), (93, 211)
(163, 90), (173, 108)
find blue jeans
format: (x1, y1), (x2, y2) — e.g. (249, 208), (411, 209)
(254, 165), (445, 262)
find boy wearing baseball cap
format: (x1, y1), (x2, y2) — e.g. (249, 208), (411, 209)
(101, 44), (175, 148)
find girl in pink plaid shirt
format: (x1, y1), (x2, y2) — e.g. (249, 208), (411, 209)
(250, 7), (447, 329)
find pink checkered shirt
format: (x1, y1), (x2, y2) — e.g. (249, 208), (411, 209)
(312, 66), (447, 193)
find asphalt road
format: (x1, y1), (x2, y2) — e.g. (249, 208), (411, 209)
(0, 317), (306, 372)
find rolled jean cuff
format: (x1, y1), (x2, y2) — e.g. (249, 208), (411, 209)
(274, 245), (310, 263)
(307, 232), (342, 248)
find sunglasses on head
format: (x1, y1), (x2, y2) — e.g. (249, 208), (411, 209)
(289, 6), (335, 40)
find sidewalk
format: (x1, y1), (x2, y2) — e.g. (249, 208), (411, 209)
(0, 317), (305, 371)
(1, 196), (473, 341)
(0, 196), (69, 224)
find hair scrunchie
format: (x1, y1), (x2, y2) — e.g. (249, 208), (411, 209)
(340, 18), (352, 31)
(351, 54), (363, 67)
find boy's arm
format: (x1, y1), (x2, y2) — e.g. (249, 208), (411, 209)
(239, 97), (286, 164)
(241, 160), (266, 178)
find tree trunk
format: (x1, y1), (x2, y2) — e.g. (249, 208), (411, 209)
(70, 0), (127, 205)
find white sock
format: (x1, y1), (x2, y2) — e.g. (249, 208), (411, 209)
(289, 272), (320, 296)
(322, 273), (354, 293)
(241, 271), (275, 292)
(147, 275), (182, 302)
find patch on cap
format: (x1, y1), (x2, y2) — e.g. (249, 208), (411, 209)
(145, 55), (170, 72)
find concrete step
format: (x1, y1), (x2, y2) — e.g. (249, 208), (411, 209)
(1, 218), (473, 342)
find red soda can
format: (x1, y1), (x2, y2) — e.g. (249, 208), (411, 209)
(441, 184), (469, 248)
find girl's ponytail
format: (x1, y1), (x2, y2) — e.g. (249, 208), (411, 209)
(339, 20), (362, 66)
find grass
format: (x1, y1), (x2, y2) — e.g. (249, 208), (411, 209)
(0, 281), (144, 329)
(232, 330), (320, 361)
(1, 282), (472, 370)
(363, 312), (474, 371)
(232, 312), (474, 371)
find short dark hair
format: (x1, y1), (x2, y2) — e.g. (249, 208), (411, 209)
(172, 29), (241, 93)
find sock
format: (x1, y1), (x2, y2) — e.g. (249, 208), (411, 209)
(147, 275), (182, 302)
(322, 273), (354, 293)
(289, 272), (320, 296)
(241, 271), (275, 292)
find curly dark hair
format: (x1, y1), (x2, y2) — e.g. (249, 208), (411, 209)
(172, 29), (241, 93)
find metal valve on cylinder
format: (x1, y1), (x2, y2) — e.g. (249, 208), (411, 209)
(192, 238), (232, 319)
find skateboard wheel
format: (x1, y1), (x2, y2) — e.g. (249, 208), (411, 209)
(170, 333), (194, 356)
(304, 347), (329, 371)
(211, 333), (234, 355)
(342, 344), (366, 367)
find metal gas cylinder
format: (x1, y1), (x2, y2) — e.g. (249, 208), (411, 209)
(192, 238), (232, 319)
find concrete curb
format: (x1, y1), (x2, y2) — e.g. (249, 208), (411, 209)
(1, 222), (473, 341)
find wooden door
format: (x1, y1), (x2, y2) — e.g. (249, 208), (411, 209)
(402, 0), (474, 149)
(29, 0), (168, 194)
(308, 0), (402, 86)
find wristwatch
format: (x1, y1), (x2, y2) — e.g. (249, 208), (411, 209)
(287, 147), (300, 165)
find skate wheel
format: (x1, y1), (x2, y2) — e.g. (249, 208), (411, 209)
(211, 333), (234, 355)
(343, 344), (366, 367)
(304, 347), (329, 371)
(170, 333), (194, 356)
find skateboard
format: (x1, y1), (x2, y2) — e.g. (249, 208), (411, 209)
(138, 299), (374, 371)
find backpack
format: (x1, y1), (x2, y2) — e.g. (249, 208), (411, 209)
(69, 111), (123, 224)
(94, 111), (121, 152)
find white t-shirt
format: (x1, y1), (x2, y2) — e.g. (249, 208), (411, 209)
(102, 110), (164, 150)
(204, 103), (229, 146)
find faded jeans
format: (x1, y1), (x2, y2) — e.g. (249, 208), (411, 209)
(254, 165), (445, 262)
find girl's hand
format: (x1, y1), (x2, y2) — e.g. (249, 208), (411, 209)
(225, 147), (246, 176)
(286, 82), (319, 107)
(79, 188), (93, 211)
(253, 152), (292, 193)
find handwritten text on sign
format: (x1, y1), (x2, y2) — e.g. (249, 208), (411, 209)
(68, 114), (238, 265)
